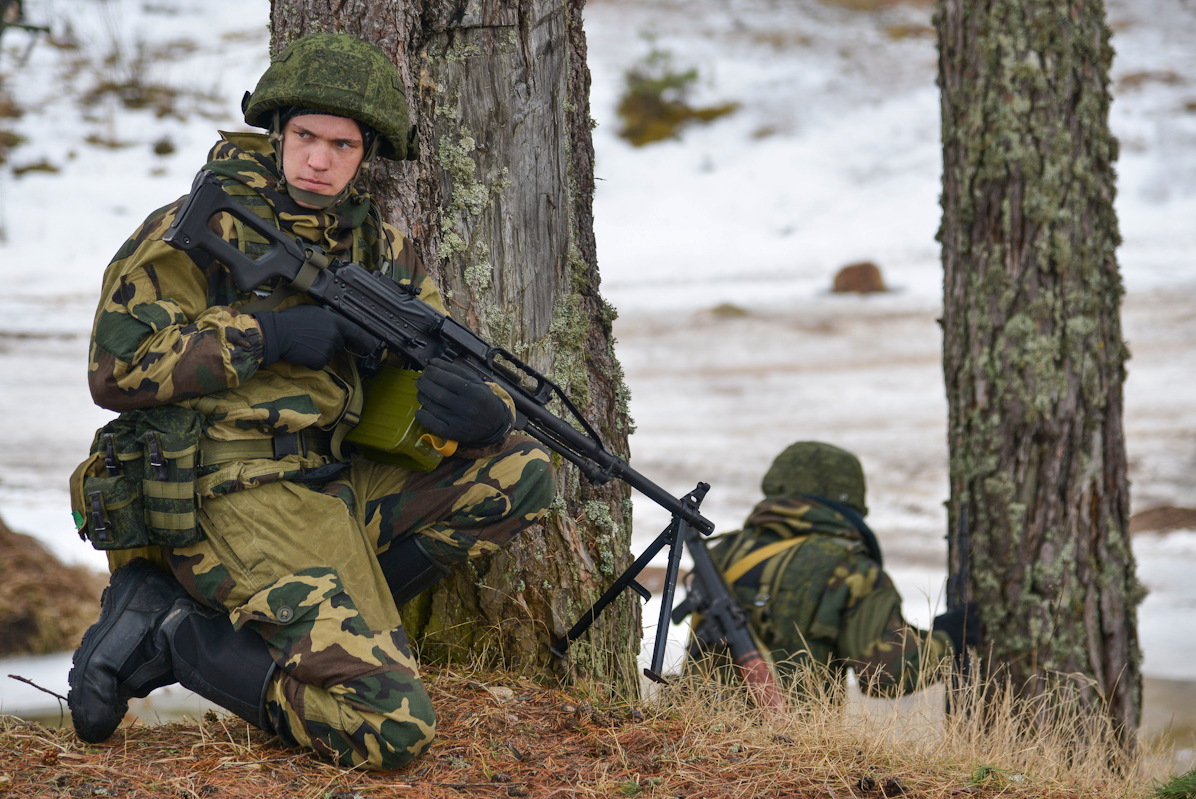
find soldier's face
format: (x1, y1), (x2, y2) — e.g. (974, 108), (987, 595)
(281, 115), (365, 206)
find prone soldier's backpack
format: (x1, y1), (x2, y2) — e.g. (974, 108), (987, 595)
(705, 494), (884, 684)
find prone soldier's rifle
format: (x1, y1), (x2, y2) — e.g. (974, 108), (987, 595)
(163, 170), (786, 712)
(945, 502), (972, 714)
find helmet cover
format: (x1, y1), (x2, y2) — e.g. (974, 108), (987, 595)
(761, 441), (868, 516)
(243, 32), (418, 161)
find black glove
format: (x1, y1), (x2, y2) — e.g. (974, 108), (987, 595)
(415, 357), (512, 447)
(254, 305), (380, 370)
(932, 601), (981, 656)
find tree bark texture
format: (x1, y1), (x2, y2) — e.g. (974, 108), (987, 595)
(269, 0), (640, 695)
(936, 0), (1141, 744)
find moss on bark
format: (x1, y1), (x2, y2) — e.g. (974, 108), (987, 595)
(937, 0), (1140, 747)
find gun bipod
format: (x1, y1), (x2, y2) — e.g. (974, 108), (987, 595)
(550, 482), (710, 684)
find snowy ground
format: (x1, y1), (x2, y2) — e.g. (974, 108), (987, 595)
(1, 0), (1194, 746)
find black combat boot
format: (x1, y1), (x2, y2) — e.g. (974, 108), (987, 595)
(375, 534), (450, 608)
(68, 559), (277, 743)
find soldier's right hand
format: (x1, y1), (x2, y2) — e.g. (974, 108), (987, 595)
(254, 304), (380, 370)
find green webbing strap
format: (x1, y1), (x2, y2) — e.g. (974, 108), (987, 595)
(237, 286), (297, 315)
(237, 247), (330, 314)
(143, 481), (194, 500)
(198, 439), (279, 464)
(198, 428), (334, 466)
(293, 248), (329, 289)
(145, 509), (196, 531)
(192, 394), (225, 416)
(329, 358), (365, 462)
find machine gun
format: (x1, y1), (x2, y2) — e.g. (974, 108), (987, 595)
(163, 170), (785, 711)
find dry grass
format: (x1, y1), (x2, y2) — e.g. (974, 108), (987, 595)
(0, 656), (1174, 799)
(675, 654), (1162, 797)
(1129, 506), (1196, 535)
(0, 516), (105, 657)
(0, 76), (24, 168)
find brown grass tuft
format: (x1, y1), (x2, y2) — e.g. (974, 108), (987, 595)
(1129, 506), (1196, 535)
(0, 515), (105, 657)
(616, 41), (739, 147)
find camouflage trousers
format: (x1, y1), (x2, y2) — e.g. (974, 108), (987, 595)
(166, 434), (555, 770)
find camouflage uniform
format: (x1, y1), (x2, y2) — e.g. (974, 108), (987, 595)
(708, 495), (953, 697)
(88, 131), (556, 768)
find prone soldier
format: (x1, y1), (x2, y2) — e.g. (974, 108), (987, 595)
(695, 441), (978, 696)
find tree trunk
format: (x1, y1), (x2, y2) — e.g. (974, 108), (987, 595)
(936, 0), (1141, 747)
(269, 0), (640, 695)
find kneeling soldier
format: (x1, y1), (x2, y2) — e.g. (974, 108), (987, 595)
(68, 33), (556, 770)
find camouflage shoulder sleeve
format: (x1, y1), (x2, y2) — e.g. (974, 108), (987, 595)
(836, 570), (951, 697)
(89, 199), (264, 411)
(376, 220), (446, 315)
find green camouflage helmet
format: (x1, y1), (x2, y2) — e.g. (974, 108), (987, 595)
(761, 441), (868, 516)
(243, 33), (418, 161)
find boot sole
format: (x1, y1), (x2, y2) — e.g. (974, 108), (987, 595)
(67, 559), (162, 742)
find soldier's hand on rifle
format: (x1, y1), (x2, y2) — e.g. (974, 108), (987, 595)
(254, 304), (380, 370)
(415, 358), (512, 447)
(933, 601), (981, 659)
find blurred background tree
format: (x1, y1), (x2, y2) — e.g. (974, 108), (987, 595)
(937, 0), (1142, 750)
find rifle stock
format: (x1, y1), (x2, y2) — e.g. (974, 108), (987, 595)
(163, 170), (783, 711)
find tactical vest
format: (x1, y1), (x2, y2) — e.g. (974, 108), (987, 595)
(202, 175), (397, 464)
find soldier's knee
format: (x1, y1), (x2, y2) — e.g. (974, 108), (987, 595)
(508, 444), (556, 519)
(272, 663), (438, 770)
(369, 690), (437, 770)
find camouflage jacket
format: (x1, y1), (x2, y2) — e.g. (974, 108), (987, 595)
(709, 495), (953, 697)
(88, 132), (444, 496)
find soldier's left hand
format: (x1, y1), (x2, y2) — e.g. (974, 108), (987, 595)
(415, 358), (512, 447)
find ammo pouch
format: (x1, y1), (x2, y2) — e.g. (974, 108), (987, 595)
(70, 406), (204, 550)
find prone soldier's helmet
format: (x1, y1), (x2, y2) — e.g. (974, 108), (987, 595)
(242, 32), (418, 162)
(761, 441), (868, 516)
